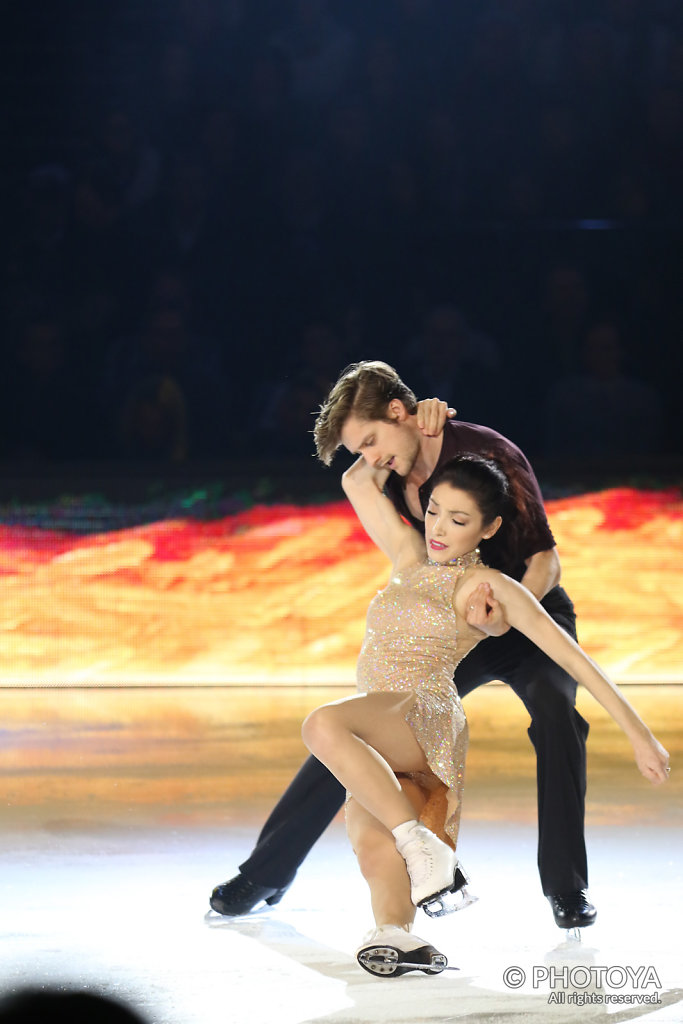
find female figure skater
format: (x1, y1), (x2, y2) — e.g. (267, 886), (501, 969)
(301, 454), (670, 978)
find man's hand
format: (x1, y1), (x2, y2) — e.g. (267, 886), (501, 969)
(416, 398), (457, 436)
(465, 582), (510, 637)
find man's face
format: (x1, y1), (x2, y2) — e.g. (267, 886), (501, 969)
(340, 410), (421, 478)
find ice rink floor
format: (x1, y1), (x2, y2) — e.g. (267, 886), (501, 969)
(1, 684), (682, 1024)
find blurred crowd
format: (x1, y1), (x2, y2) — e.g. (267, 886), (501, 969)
(2, 0), (681, 465)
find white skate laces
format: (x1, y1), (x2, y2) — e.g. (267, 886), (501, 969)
(392, 820), (475, 916)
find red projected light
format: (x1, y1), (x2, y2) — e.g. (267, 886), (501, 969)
(0, 489), (681, 687)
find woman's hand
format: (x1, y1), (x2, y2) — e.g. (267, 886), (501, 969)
(342, 455), (390, 491)
(416, 398), (456, 436)
(632, 733), (670, 785)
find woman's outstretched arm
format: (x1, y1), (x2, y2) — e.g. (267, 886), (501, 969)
(342, 457), (424, 568)
(456, 569), (671, 785)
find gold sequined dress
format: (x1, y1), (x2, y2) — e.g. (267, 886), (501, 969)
(355, 552), (483, 848)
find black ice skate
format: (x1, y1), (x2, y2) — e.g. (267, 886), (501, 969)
(548, 890), (596, 942)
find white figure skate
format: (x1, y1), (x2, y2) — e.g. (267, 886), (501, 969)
(395, 822), (477, 917)
(356, 925), (455, 978)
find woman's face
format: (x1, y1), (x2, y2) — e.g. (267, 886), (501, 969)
(425, 482), (501, 562)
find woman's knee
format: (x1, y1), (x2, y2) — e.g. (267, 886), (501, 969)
(301, 704), (339, 756)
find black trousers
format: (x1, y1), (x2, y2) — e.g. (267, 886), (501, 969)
(239, 585), (588, 897)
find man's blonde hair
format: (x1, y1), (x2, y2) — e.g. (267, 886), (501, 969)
(313, 361), (417, 465)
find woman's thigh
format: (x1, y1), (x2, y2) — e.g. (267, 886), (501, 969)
(317, 691), (429, 774)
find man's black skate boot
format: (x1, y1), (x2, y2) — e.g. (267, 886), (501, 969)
(210, 873), (289, 916)
(548, 890), (597, 929)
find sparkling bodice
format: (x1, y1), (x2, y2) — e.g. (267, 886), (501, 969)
(354, 553), (483, 847)
(356, 557), (482, 697)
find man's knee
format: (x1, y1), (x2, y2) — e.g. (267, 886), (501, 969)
(524, 675), (577, 723)
(524, 678), (590, 751)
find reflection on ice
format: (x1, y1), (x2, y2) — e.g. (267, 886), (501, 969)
(1, 820), (681, 1024)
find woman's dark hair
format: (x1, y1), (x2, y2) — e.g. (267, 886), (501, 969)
(430, 454), (530, 572)
(430, 455), (509, 526)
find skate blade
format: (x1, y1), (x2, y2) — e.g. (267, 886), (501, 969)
(357, 945), (454, 978)
(421, 885), (478, 919)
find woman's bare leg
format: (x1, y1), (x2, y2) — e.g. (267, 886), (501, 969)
(302, 692), (428, 832)
(346, 777), (429, 928)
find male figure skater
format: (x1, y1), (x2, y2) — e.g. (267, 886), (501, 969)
(211, 361), (596, 929)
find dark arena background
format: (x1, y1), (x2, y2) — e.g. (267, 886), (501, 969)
(1, 3), (682, 1023)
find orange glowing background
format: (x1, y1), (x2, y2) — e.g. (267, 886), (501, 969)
(0, 488), (681, 687)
